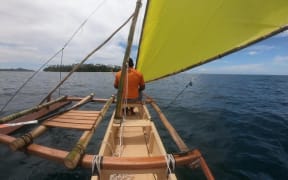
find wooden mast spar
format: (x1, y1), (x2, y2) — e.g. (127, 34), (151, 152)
(115, 0), (142, 120)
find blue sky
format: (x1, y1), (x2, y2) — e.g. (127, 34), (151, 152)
(191, 31), (288, 75)
(0, 0), (287, 75)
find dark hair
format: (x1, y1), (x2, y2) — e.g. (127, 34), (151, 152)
(128, 58), (134, 67)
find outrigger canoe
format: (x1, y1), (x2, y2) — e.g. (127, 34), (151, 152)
(1, 0), (288, 179)
(0, 94), (213, 179)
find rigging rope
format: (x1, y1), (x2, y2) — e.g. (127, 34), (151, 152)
(164, 80), (193, 109)
(59, 49), (64, 96)
(40, 13), (135, 104)
(0, 50), (62, 114)
(0, 1), (108, 113)
(63, 0), (107, 50)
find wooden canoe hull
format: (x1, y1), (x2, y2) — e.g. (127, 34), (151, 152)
(95, 103), (177, 179)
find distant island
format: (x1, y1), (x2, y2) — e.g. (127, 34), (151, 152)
(43, 64), (121, 72)
(0, 68), (34, 72)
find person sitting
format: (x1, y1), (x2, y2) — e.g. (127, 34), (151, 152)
(114, 58), (145, 114)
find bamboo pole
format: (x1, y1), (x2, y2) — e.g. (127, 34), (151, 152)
(199, 156), (215, 180)
(0, 120), (38, 129)
(9, 125), (47, 151)
(147, 96), (215, 180)
(64, 95), (115, 169)
(0, 96), (67, 124)
(148, 98), (189, 152)
(9, 94), (95, 151)
(70, 93), (95, 109)
(115, 0), (142, 119)
(67, 96), (110, 103)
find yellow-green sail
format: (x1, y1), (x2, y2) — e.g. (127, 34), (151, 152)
(136, 0), (288, 82)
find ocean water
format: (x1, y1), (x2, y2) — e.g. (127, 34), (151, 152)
(0, 72), (287, 180)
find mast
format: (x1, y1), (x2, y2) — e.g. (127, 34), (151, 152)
(115, 0), (142, 119)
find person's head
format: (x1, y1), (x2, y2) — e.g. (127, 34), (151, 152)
(128, 58), (134, 68)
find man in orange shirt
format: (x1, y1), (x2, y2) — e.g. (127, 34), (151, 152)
(114, 58), (145, 103)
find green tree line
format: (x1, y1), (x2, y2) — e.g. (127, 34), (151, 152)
(43, 64), (121, 72)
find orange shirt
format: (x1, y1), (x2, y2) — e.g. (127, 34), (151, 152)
(114, 68), (145, 99)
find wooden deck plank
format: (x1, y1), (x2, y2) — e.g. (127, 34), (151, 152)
(51, 115), (98, 120)
(69, 110), (100, 114)
(42, 110), (100, 130)
(44, 121), (93, 130)
(47, 118), (95, 124)
(58, 113), (99, 117)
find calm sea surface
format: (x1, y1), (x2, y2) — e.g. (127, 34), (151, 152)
(0, 72), (288, 180)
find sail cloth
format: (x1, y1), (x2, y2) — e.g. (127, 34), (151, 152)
(136, 0), (288, 82)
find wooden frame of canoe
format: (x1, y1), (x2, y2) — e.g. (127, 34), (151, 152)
(0, 94), (214, 180)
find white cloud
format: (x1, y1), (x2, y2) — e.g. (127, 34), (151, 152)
(277, 30), (288, 37)
(273, 56), (288, 63)
(192, 64), (266, 74)
(0, 0), (147, 69)
(246, 45), (274, 56)
(248, 51), (258, 55)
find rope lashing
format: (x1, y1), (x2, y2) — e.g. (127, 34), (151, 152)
(91, 155), (103, 176)
(73, 143), (85, 156)
(20, 133), (34, 146)
(165, 154), (176, 175)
